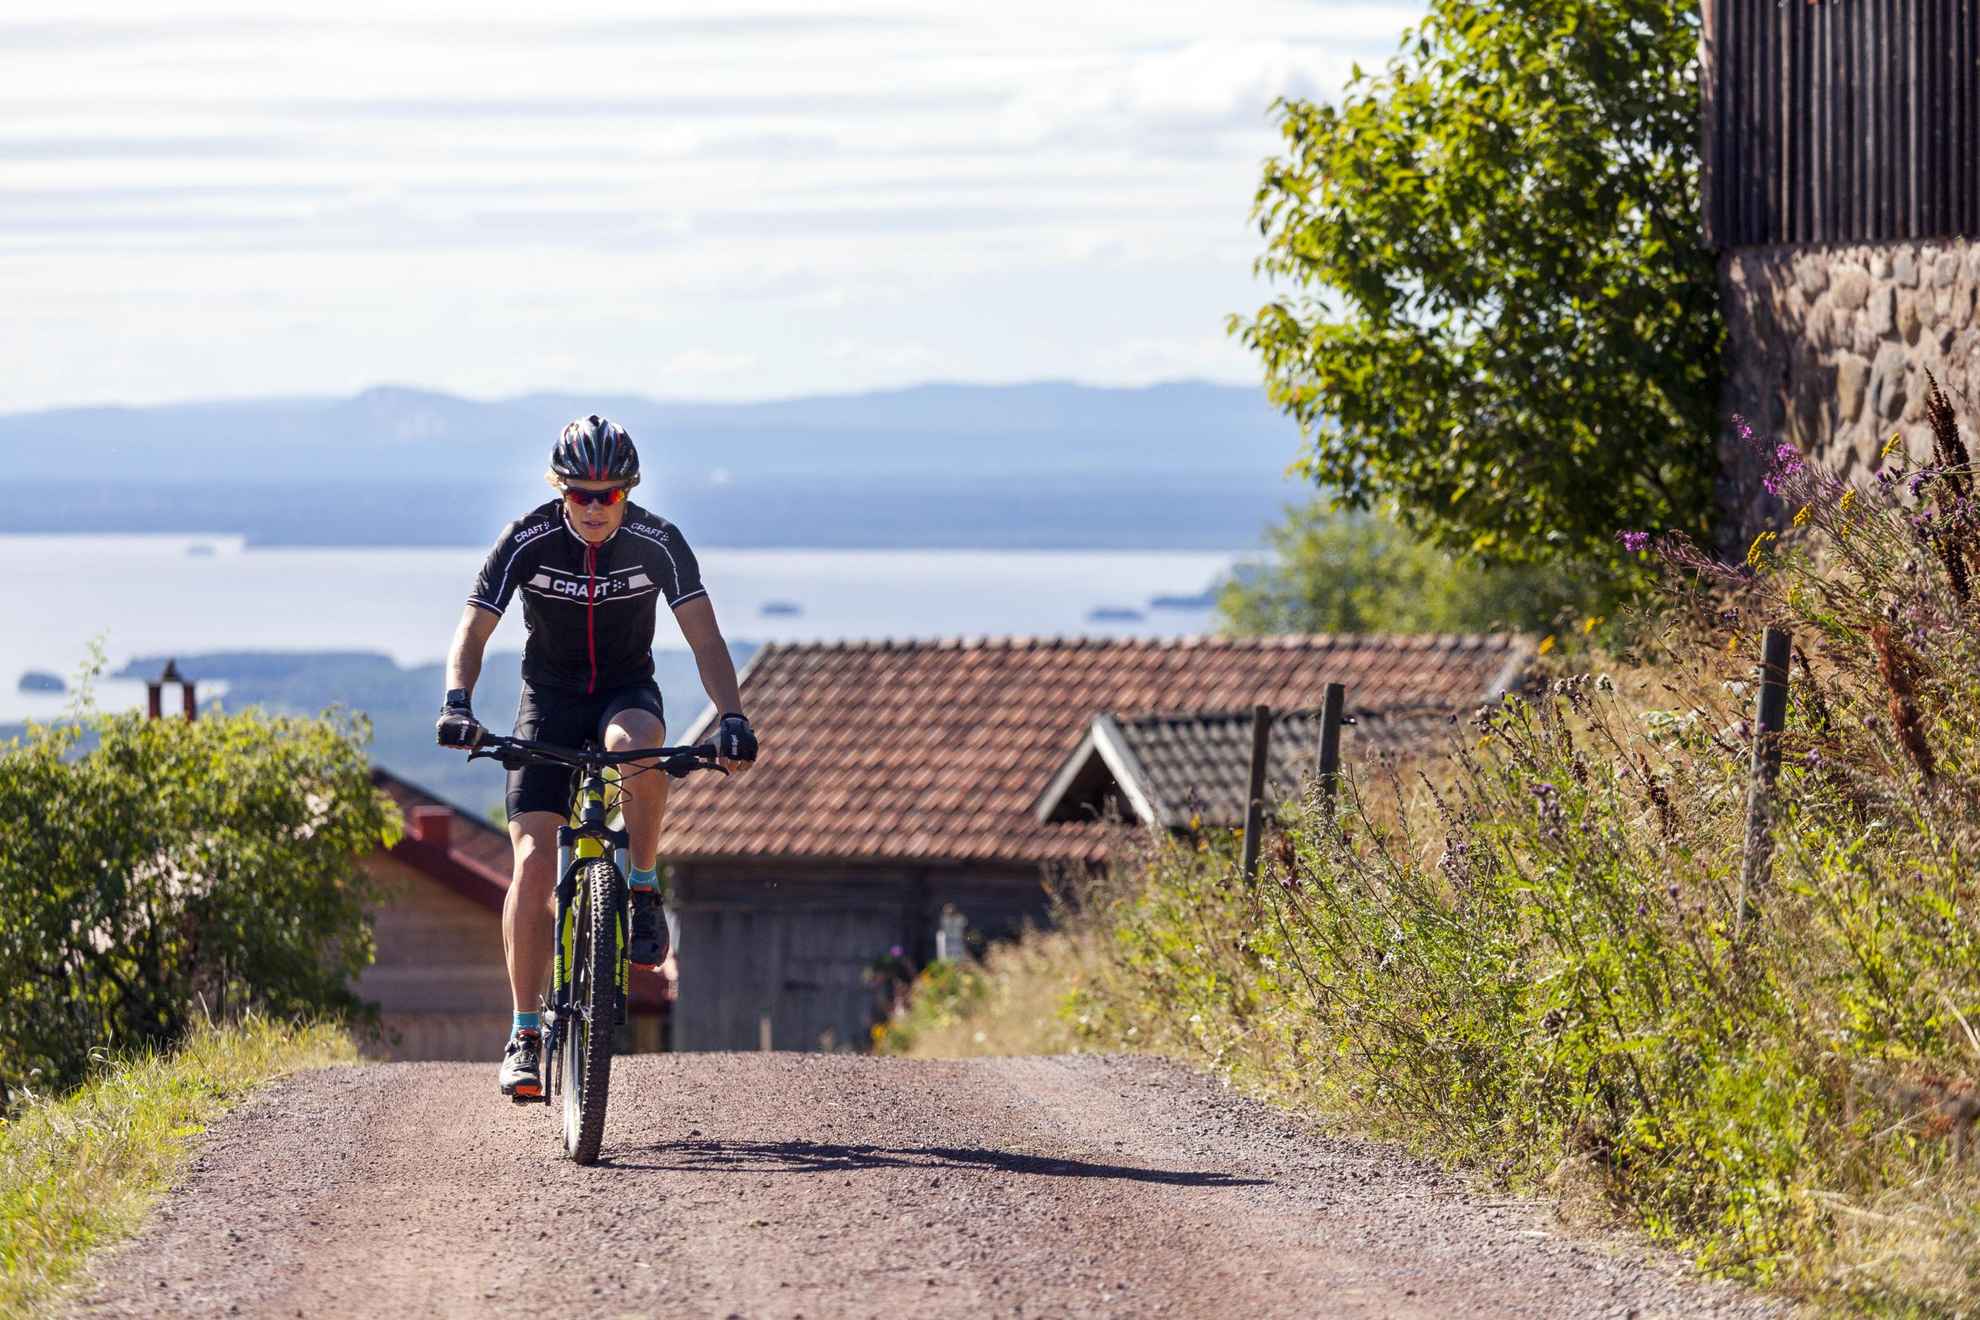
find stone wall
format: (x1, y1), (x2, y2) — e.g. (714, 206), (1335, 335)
(1718, 237), (1980, 548)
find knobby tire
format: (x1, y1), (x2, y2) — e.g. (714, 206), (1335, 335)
(562, 858), (622, 1164)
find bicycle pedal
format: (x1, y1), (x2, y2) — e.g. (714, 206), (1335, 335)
(509, 1087), (542, 1104)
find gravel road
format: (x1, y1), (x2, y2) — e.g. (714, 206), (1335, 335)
(73, 1054), (1773, 1319)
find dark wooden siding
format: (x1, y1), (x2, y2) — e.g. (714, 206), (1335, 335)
(1704, 0), (1980, 246)
(669, 860), (1053, 1052)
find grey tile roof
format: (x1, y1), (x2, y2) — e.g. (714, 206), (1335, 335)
(1040, 705), (1463, 830)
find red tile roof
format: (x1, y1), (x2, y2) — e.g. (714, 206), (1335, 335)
(371, 768), (513, 910)
(662, 634), (1531, 866)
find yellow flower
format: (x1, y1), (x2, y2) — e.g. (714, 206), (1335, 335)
(1792, 504), (1811, 528)
(1746, 531), (1778, 569)
(1883, 431), (1904, 459)
(1581, 615), (1604, 634)
(1725, 630), (1742, 656)
(1839, 488), (1857, 514)
(1538, 634), (1556, 655)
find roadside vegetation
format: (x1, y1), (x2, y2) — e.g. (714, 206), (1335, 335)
(0, 695), (398, 1101)
(0, 1016), (356, 1317)
(891, 386), (1980, 1311)
(0, 689), (391, 1313)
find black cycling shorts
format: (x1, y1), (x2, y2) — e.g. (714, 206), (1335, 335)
(505, 680), (666, 820)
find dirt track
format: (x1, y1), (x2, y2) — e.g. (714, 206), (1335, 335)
(73, 1054), (1773, 1319)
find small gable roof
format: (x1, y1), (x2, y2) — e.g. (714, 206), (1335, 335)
(663, 634), (1530, 866)
(1036, 705), (1461, 830)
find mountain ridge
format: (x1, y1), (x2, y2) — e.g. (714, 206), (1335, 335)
(0, 379), (1298, 484)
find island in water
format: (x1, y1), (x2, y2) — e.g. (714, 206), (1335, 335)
(17, 671), (65, 694)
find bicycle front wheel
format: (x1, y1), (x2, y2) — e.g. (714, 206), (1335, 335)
(561, 857), (623, 1163)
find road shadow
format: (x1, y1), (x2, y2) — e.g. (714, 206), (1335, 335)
(600, 1138), (1268, 1187)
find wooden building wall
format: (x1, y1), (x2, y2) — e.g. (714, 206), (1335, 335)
(357, 854), (514, 1061)
(1703, 0), (1980, 247)
(357, 852), (666, 1060)
(668, 859), (1054, 1052)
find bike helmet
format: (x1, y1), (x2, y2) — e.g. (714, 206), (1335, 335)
(551, 415), (640, 486)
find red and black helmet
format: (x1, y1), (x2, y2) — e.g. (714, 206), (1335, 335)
(551, 415), (640, 486)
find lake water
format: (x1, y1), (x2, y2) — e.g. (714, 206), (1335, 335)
(0, 534), (1243, 721)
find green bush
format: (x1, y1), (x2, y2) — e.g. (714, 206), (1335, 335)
(0, 709), (400, 1101)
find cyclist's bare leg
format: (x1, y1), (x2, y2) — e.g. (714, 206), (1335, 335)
(602, 708), (667, 872)
(504, 811), (561, 1012)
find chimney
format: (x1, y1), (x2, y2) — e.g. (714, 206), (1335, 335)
(145, 658), (198, 722)
(408, 805), (452, 850)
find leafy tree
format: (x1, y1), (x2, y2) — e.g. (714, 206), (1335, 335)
(1230, 0), (1719, 568)
(1217, 500), (1604, 636)
(0, 709), (400, 1098)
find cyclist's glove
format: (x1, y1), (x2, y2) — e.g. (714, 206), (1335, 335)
(436, 688), (483, 748)
(716, 712), (758, 762)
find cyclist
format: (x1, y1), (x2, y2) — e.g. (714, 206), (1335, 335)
(435, 415), (757, 1099)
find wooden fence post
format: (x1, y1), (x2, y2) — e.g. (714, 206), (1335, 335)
(1240, 704), (1273, 883)
(1737, 626), (1792, 935)
(1316, 683), (1345, 816)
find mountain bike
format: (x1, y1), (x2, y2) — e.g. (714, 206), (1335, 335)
(467, 731), (724, 1162)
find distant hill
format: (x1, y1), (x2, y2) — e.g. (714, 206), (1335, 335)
(0, 380), (1295, 483)
(0, 381), (1305, 548)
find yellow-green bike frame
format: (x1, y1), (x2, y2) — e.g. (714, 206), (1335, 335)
(553, 766), (629, 1032)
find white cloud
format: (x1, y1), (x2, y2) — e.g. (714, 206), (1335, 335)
(0, 1), (1426, 409)
(661, 348), (757, 379)
(1005, 39), (1320, 143)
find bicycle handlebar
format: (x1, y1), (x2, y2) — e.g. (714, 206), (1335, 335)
(463, 732), (728, 778)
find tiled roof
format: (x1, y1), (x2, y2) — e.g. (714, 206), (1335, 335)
(1041, 705), (1462, 831)
(371, 768), (513, 908)
(662, 634), (1530, 865)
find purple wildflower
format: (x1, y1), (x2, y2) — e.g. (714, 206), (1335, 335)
(1616, 530), (1650, 553)
(889, 944), (904, 959)
(1761, 440), (1807, 497)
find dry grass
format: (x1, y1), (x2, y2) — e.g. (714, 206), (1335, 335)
(879, 925), (1114, 1058)
(0, 1016), (355, 1318)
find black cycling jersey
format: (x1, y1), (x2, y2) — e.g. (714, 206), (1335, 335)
(468, 500), (706, 694)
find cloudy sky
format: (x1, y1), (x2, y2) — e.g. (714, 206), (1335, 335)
(3, 2), (1422, 410)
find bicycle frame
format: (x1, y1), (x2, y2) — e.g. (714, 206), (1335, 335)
(549, 757), (631, 1064)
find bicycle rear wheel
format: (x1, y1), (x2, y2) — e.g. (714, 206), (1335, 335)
(561, 857), (623, 1163)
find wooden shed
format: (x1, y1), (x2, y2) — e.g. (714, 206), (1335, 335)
(362, 769), (668, 1059)
(659, 634), (1534, 1053)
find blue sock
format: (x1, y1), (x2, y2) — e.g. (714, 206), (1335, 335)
(513, 1011), (540, 1034)
(628, 864), (660, 893)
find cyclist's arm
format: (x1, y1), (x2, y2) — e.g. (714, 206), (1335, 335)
(673, 596), (743, 717)
(445, 603), (501, 698)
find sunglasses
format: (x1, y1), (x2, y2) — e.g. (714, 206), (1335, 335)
(562, 485), (628, 508)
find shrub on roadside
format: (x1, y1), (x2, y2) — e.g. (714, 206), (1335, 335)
(0, 708), (400, 1101)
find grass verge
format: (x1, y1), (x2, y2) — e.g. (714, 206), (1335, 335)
(0, 1016), (355, 1318)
